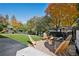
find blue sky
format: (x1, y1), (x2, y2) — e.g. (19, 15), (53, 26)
(0, 3), (48, 23)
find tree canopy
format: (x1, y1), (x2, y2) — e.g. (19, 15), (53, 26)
(45, 3), (79, 28)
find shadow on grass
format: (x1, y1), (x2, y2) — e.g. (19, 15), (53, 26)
(0, 35), (28, 47)
(0, 35), (8, 38)
(0, 34), (36, 47)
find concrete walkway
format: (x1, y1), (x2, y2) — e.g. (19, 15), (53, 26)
(34, 40), (56, 56)
(16, 47), (50, 56)
(0, 38), (27, 56)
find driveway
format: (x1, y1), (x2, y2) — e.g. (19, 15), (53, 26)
(0, 38), (27, 56)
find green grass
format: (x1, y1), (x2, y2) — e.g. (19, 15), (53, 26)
(31, 35), (42, 41)
(0, 34), (42, 45)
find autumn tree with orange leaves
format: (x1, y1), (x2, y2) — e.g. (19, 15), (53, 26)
(45, 3), (79, 28)
(11, 15), (21, 30)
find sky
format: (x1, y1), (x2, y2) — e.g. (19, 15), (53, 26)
(0, 3), (48, 23)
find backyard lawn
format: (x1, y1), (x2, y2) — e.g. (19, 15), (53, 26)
(0, 34), (42, 45)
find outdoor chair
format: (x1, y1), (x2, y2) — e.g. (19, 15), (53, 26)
(54, 35), (72, 56)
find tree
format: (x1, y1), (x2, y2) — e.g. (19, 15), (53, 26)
(5, 15), (9, 25)
(0, 15), (8, 27)
(41, 16), (53, 30)
(35, 16), (52, 32)
(45, 3), (79, 29)
(26, 16), (52, 35)
(5, 15), (9, 20)
(26, 16), (37, 34)
(11, 15), (20, 30)
(18, 23), (27, 32)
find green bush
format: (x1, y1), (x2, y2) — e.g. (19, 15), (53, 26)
(0, 24), (4, 31)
